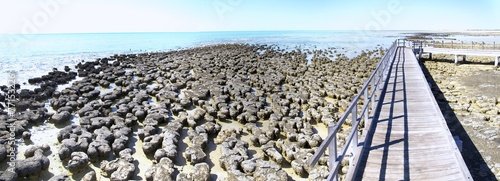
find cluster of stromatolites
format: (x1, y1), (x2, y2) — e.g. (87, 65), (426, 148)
(0, 43), (384, 181)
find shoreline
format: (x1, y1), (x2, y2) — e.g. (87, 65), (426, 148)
(0, 43), (384, 180)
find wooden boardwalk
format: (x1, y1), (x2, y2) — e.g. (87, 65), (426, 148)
(418, 47), (500, 66)
(351, 47), (472, 180)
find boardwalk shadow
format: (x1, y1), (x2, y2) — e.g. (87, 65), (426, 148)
(419, 58), (497, 180)
(354, 47), (410, 180)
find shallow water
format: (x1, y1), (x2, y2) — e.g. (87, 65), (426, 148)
(0, 31), (407, 87)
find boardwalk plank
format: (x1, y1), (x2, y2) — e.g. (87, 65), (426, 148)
(351, 47), (471, 181)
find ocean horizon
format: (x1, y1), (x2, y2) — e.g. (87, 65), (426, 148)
(1, 30), (499, 88)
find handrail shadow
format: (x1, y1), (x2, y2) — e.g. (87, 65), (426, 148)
(354, 47), (410, 180)
(308, 40), (400, 181)
(402, 48), (410, 181)
(419, 58), (497, 180)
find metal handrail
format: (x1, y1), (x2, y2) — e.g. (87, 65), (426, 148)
(424, 40), (497, 50)
(411, 40), (424, 60)
(309, 39), (401, 181)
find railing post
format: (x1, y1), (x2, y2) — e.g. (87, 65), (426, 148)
(364, 88), (369, 125)
(328, 126), (338, 181)
(379, 59), (383, 81)
(412, 42), (415, 53)
(352, 103), (358, 153)
(419, 45), (422, 60)
(371, 77), (375, 112)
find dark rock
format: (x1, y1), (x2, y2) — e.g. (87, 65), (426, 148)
(308, 165), (329, 181)
(100, 158), (126, 176)
(18, 89), (32, 99)
(41, 144), (50, 152)
(142, 135), (163, 154)
(226, 169), (253, 181)
(111, 162), (135, 181)
(253, 160), (288, 181)
(58, 106), (74, 113)
(140, 125), (158, 139)
(145, 157), (174, 181)
(64, 66), (71, 72)
(170, 103), (184, 115)
(193, 108), (206, 121)
(190, 133), (208, 148)
(308, 134), (322, 148)
(214, 128), (242, 144)
(134, 110), (146, 121)
(51, 97), (69, 110)
(187, 116), (197, 128)
(154, 129), (180, 161)
(219, 137), (249, 171)
(65, 101), (79, 109)
(201, 121), (221, 135)
(24, 146), (43, 158)
(88, 117), (114, 130)
(143, 117), (161, 127)
(78, 105), (97, 117)
(25, 109), (46, 123)
(177, 162), (210, 181)
(0, 171), (18, 181)
(57, 125), (92, 144)
(99, 80), (110, 88)
(180, 98), (192, 108)
(262, 141), (284, 164)
(118, 148), (134, 163)
(184, 146), (206, 164)
(67, 152), (89, 173)
(14, 101), (30, 111)
(81, 170), (97, 181)
(166, 121), (183, 133)
(112, 61), (121, 67)
(58, 146), (71, 160)
(177, 173), (190, 181)
(95, 127), (114, 142)
(87, 139), (112, 160)
(100, 158), (135, 181)
(112, 135), (129, 154)
(0, 145), (6, 162)
(241, 159), (257, 174)
(50, 111), (72, 124)
(217, 108), (229, 120)
(101, 93), (117, 102)
(48, 174), (70, 181)
(22, 131), (31, 140)
(15, 149), (49, 177)
(193, 162), (210, 180)
(279, 140), (300, 162)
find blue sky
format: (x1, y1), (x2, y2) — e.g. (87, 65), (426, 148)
(0, 0), (499, 34)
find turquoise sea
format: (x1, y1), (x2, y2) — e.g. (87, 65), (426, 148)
(0, 30), (498, 87)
